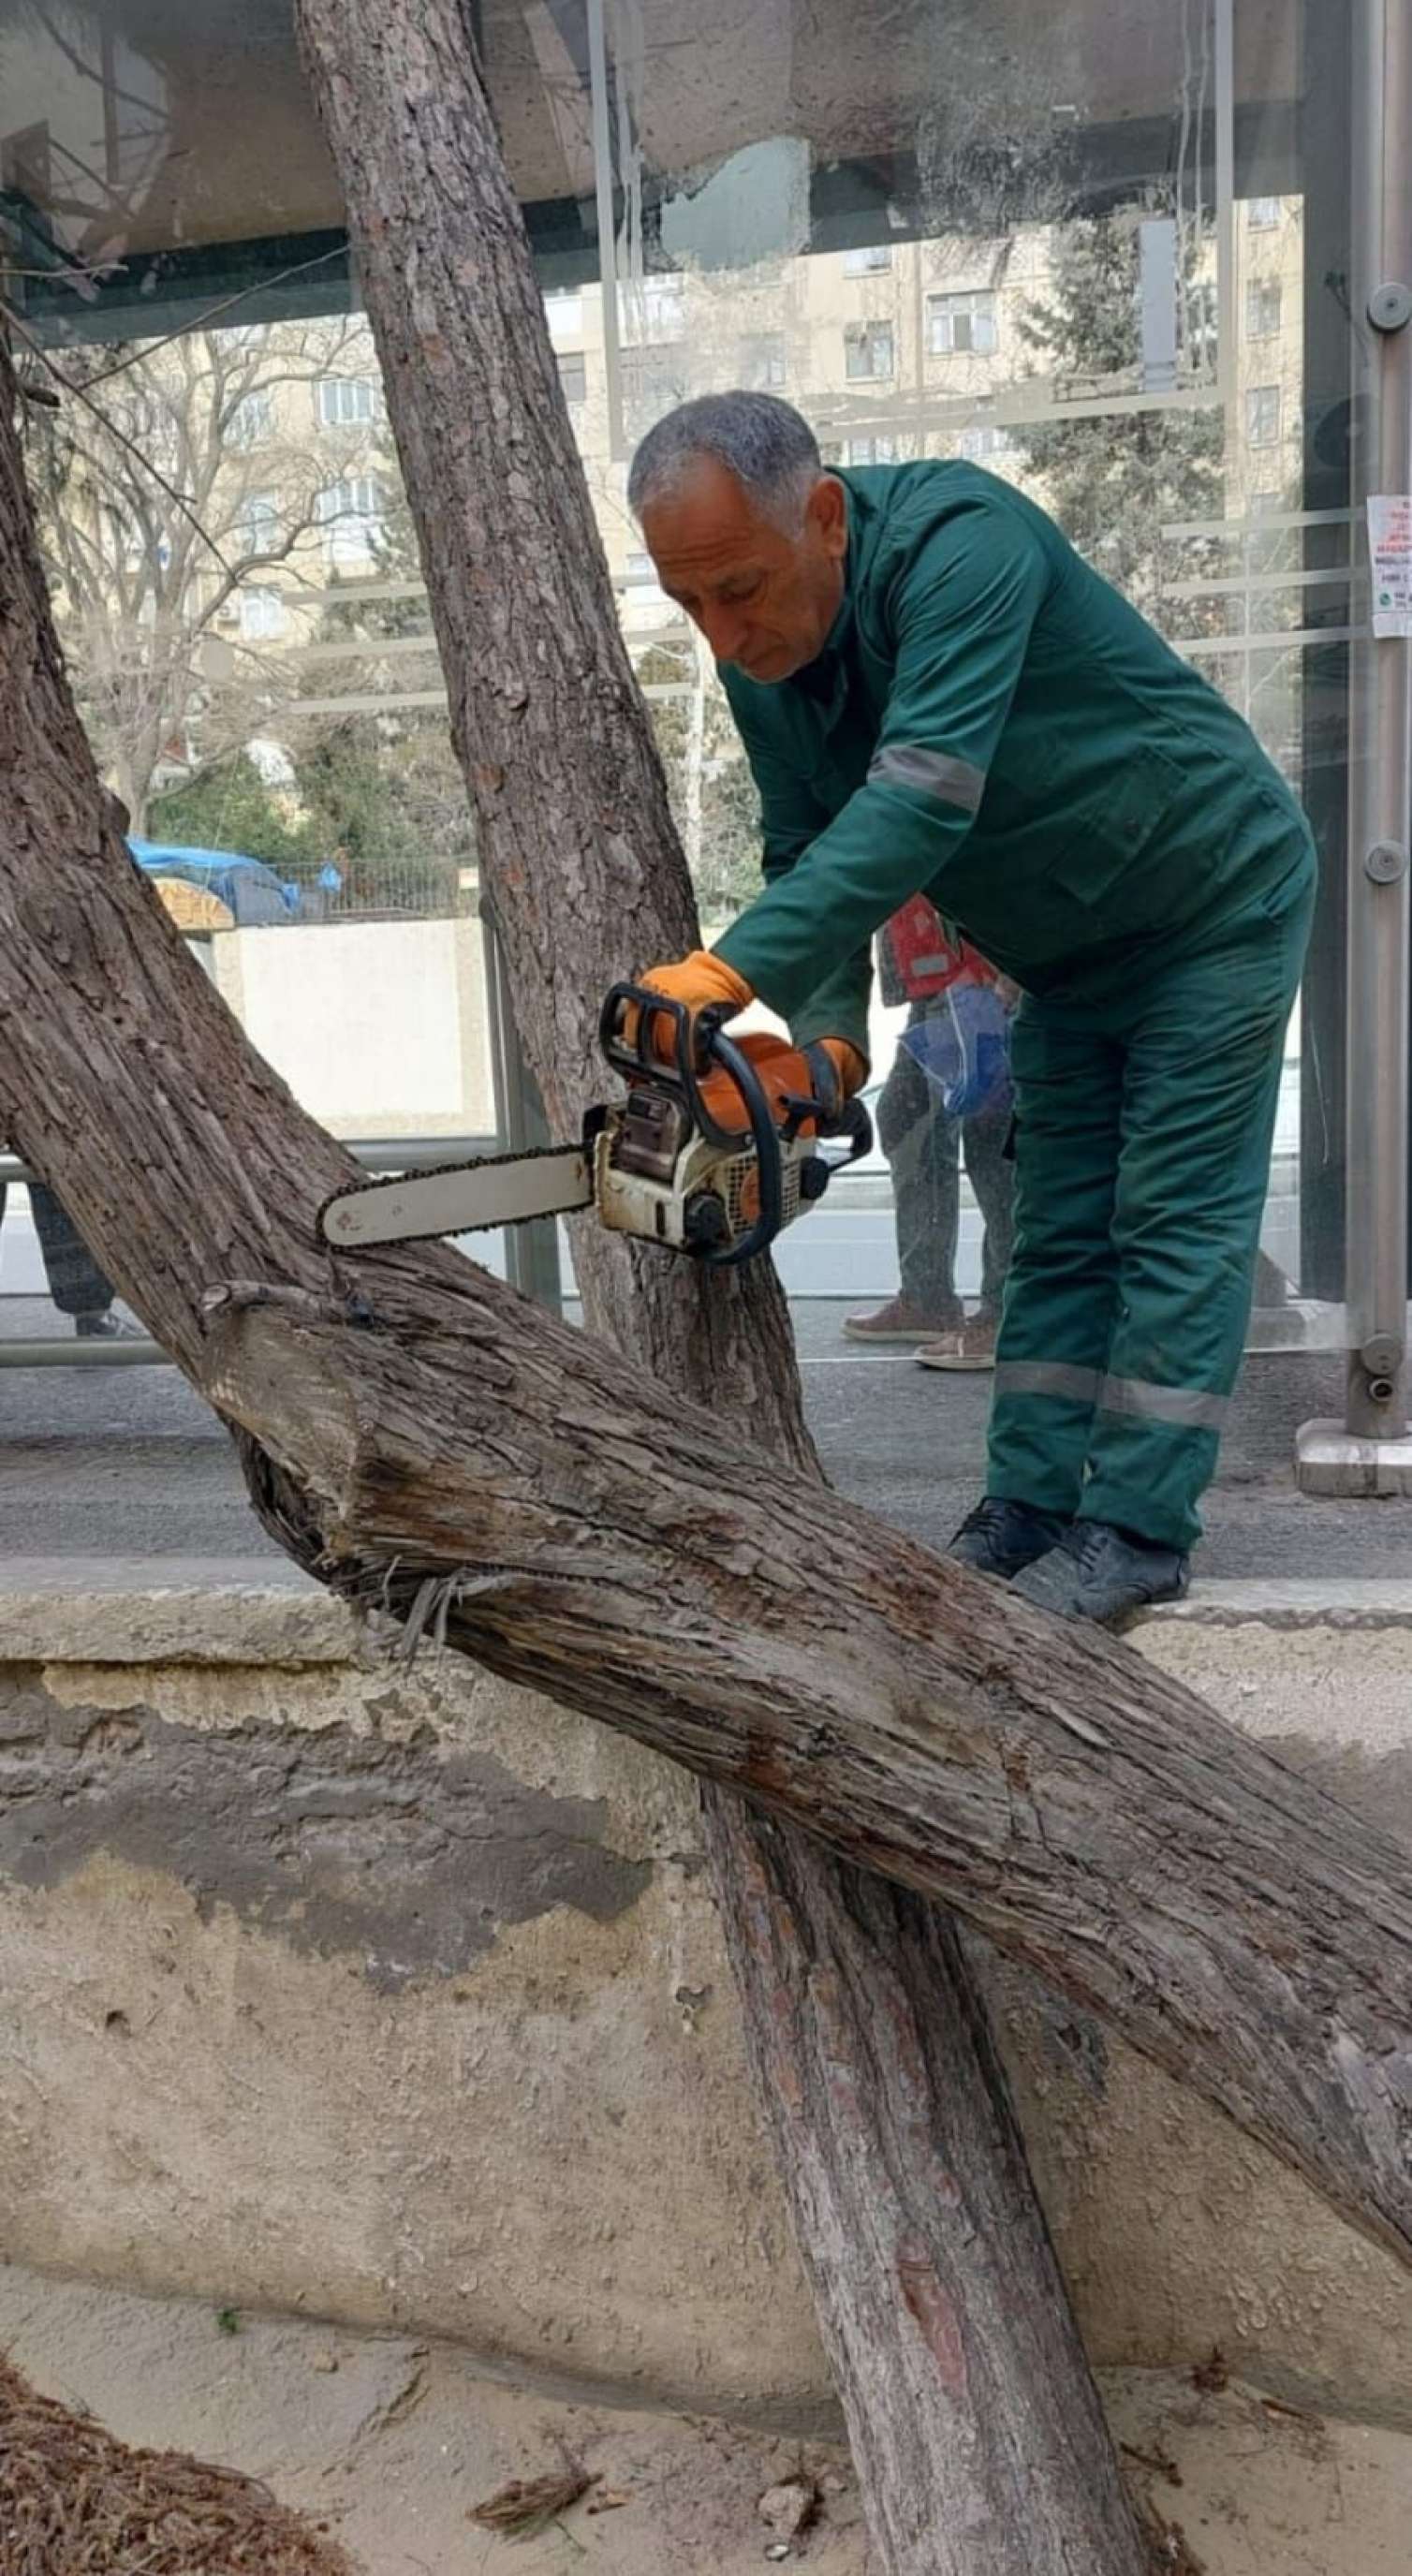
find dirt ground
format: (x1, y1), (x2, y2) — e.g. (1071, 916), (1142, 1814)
(1, 2260), (1409, 2574)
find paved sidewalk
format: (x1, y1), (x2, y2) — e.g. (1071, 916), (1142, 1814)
(0, 1297), (1408, 1580)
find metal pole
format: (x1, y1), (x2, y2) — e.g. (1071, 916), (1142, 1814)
(1345, 0), (1412, 1438)
(481, 906), (566, 1315)
(586, 0), (625, 462)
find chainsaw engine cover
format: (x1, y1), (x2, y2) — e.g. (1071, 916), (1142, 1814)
(595, 1099), (805, 1255)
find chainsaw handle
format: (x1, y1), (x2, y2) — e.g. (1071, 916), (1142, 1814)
(698, 1024), (784, 1266)
(599, 983), (750, 1149)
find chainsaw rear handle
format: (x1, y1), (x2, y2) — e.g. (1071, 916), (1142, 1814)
(599, 982), (746, 1143)
(598, 982), (872, 1268)
(599, 983), (870, 1148)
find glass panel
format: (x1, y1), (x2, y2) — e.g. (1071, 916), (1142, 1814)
(0, 0), (1368, 1442)
(536, 0), (1356, 1379)
(0, 15), (505, 1343)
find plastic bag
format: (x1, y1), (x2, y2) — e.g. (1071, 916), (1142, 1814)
(901, 978), (1013, 1120)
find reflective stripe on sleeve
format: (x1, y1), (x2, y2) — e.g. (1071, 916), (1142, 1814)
(868, 743), (988, 812)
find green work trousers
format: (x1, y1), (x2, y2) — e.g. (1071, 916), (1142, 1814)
(987, 861), (1316, 1552)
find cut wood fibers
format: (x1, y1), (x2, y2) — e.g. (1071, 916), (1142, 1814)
(0, 2357), (355, 2574)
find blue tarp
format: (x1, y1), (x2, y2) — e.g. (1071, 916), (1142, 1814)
(127, 838), (302, 924)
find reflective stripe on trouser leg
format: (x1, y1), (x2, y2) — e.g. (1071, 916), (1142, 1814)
(986, 1007), (1125, 1520)
(1080, 865), (1315, 1552)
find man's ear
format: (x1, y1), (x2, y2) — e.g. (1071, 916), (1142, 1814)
(808, 473), (848, 561)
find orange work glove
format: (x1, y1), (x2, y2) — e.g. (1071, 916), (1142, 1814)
(631, 949), (754, 1064)
(696, 1033), (867, 1134)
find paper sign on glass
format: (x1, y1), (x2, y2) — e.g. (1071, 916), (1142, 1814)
(1367, 495), (1412, 637)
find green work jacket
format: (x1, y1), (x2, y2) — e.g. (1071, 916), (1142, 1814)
(713, 464), (1315, 1056)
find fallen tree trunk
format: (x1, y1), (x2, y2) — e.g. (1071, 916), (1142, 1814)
(1, 323), (1411, 2286)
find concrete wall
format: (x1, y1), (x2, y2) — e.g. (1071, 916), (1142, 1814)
(0, 1573), (1409, 2429)
(208, 918), (495, 1141)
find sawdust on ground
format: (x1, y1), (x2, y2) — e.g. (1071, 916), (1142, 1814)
(0, 2354), (354, 2575)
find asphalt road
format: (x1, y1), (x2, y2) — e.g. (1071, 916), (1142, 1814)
(0, 1295), (1407, 1582)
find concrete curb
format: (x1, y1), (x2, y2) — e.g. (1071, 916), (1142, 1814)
(1, 1565), (1411, 1664)
(0, 1558), (353, 1665)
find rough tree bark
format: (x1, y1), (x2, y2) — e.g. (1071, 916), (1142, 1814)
(286, 7), (1148, 2570)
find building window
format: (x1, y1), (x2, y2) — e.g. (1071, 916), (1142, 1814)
(1246, 278), (1282, 340)
(620, 344), (689, 431)
(620, 274), (686, 340)
(316, 474), (385, 564)
(740, 332), (787, 390)
(1250, 489), (1285, 518)
(845, 434), (897, 464)
(844, 244), (892, 275)
(958, 422), (1009, 462)
(844, 321), (894, 381)
(1245, 384), (1281, 447)
(928, 291), (997, 357)
(316, 375), (377, 429)
(1247, 197), (1281, 230)
(556, 351), (587, 405)
(237, 493), (281, 555)
(239, 585), (287, 640)
(225, 390), (274, 449)
(544, 289), (583, 344)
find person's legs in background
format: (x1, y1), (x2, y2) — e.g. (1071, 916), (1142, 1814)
(916, 1090), (1017, 1369)
(967, 1098), (1017, 1325)
(28, 1183), (138, 1339)
(846, 1004), (964, 1341)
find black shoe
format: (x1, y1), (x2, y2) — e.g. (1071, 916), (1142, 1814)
(948, 1497), (1070, 1581)
(1010, 1520), (1190, 1626)
(73, 1310), (144, 1341)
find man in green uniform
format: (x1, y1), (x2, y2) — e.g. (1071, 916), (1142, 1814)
(628, 391), (1316, 1623)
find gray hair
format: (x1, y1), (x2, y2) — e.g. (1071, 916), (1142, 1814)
(626, 391), (823, 530)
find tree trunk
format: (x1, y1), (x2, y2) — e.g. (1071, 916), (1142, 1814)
(285, 7), (1150, 2569)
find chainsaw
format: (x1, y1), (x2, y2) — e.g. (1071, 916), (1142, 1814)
(318, 983), (873, 1269)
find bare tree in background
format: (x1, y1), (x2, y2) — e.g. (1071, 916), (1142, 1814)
(19, 317), (378, 831)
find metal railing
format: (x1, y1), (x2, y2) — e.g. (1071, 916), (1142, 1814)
(0, 1134), (503, 1366)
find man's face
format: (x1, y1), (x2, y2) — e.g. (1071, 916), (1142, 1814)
(640, 455), (848, 684)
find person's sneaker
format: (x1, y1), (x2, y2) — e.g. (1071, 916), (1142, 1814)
(948, 1497), (1070, 1581)
(843, 1295), (963, 1344)
(916, 1316), (999, 1372)
(1010, 1520), (1190, 1626)
(74, 1310), (145, 1341)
